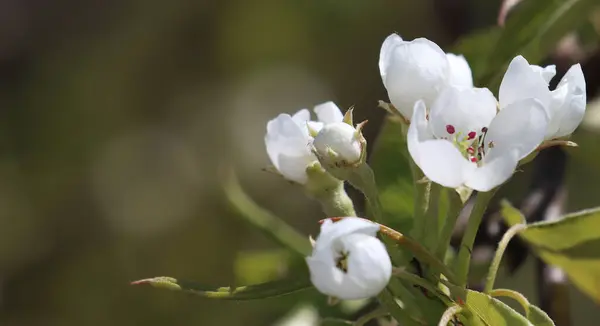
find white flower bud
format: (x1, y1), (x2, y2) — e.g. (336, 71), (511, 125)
(306, 218), (392, 300)
(379, 34), (450, 119)
(313, 122), (363, 165)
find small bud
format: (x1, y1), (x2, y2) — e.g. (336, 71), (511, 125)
(313, 122), (365, 166)
(306, 218), (392, 300)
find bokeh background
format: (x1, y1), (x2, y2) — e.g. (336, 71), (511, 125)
(0, 0), (598, 325)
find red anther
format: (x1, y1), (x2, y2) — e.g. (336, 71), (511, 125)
(470, 157), (478, 163)
(467, 147), (475, 154)
(481, 127), (488, 133)
(446, 125), (456, 134)
(467, 131), (476, 140)
(457, 297), (465, 306)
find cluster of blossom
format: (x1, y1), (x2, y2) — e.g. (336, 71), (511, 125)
(263, 34), (586, 300)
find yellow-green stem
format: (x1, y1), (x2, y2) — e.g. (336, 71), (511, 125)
(484, 224), (526, 293)
(454, 190), (496, 287)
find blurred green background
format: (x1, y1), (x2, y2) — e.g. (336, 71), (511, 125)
(0, 0), (598, 325)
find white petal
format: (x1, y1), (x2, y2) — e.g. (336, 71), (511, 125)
(499, 56), (551, 110)
(265, 114), (308, 167)
(307, 233), (391, 300)
(415, 139), (471, 188)
(484, 98), (548, 161)
(407, 101), (434, 167)
(446, 53), (473, 87)
(277, 152), (317, 184)
(265, 114), (316, 183)
(379, 33), (404, 85)
(383, 38), (449, 118)
(546, 64), (586, 138)
(464, 149), (519, 192)
(313, 122), (362, 163)
(530, 64), (557, 84)
(292, 109), (311, 125)
(314, 101), (344, 124)
(429, 86), (496, 138)
(315, 218), (379, 252)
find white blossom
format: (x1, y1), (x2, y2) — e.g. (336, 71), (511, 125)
(306, 217), (392, 300)
(313, 122), (363, 165)
(265, 102), (343, 184)
(499, 55), (586, 139)
(378, 33), (474, 119)
(408, 86), (549, 192)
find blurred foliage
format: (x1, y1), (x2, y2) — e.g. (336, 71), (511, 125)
(0, 0), (599, 325)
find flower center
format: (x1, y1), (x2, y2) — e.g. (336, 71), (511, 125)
(335, 251), (349, 273)
(445, 125), (493, 165)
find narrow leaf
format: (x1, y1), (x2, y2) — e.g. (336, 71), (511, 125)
(131, 273), (312, 300)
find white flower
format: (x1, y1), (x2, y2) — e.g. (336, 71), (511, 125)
(265, 102), (343, 184)
(408, 85), (549, 192)
(313, 122), (363, 165)
(499, 55), (586, 139)
(306, 217), (392, 300)
(378, 34), (474, 119)
(446, 53), (474, 87)
(379, 34), (449, 118)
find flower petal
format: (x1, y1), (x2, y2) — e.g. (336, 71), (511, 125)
(314, 101), (344, 124)
(292, 109), (311, 125)
(429, 86), (497, 139)
(407, 101), (434, 167)
(530, 64), (556, 84)
(415, 139), (471, 188)
(546, 64), (586, 138)
(383, 38), (449, 118)
(315, 218), (379, 252)
(464, 149), (519, 192)
(276, 151), (317, 184)
(265, 114), (308, 167)
(379, 33), (403, 86)
(446, 53), (473, 87)
(484, 98), (548, 161)
(499, 56), (551, 110)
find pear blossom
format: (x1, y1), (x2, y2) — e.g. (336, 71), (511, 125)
(265, 102), (343, 184)
(499, 55), (586, 139)
(306, 217), (392, 300)
(378, 33), (474, 118)
(314, 122), (363, 164)
(408, 85), (549, 192)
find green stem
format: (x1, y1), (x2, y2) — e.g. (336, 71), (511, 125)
(305, 163), (357, 217)
(345, 163), (383, 222)
(377, 290), (425, 326)
(435, 191), (463, 261)
(392, 268), (452, 306)
(310, 181), (356, 217)
(489, 288), (531, 316)
(353, 307), (389, 326)
(438, 305), (462, 326)
(454, 190), (496, 287)
(223, 170), (312, 256)
(484, 224), (526, 293)
(422, 183), (441, 251)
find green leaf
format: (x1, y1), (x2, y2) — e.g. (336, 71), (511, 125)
(500, 200), (526, 227)
(452, 0), (600, 90)
(501, 203), (600, 302)
(131, 271), (312, 300)
(463, 290), (532, 326)
(490, 288), (555, 326)
(369, 118), (414, 232)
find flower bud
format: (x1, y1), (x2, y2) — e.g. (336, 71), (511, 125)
(379, 34), (449, 119)
(313, 122), (364, 166)
(306, 218), (392, 300)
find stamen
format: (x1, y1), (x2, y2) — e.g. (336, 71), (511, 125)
(488, 141), (495, 148)
(467, 147), (475, 155)
(467, 131), (476, 140)
(482, 127), (488, 133)
(335, 251), (349, 273)
(470, 157), (478, 163)
(446, 125), (455, 135)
